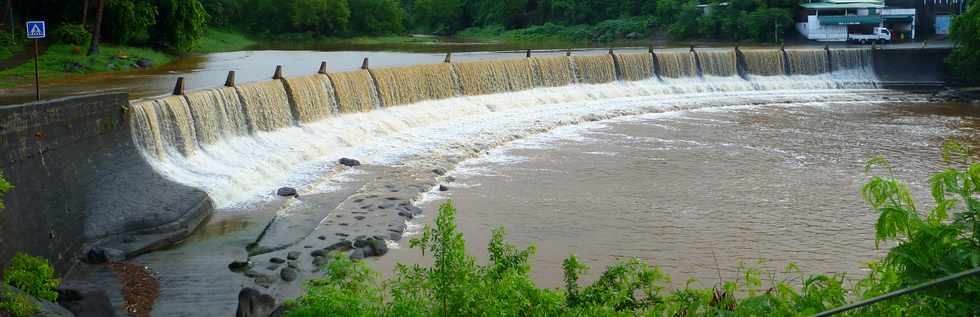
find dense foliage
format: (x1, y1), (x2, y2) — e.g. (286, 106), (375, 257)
(949, 2), (980, 84)
(283, 144), (980, 316)
(5, 0), (206, 53)
(193, 0), (794, 42)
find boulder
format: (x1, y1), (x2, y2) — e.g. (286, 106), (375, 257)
(438, 185), (449, 192)
(57, 288), (117, 317)
(228, 260), (252, 272)
(286, 251), (301, 261)
(269, 257), (285, 264)
(236, 288), (276, 317)
(276, 187), (297, 197)
(135, 58), (153, 69)
(279, 267), (298, 282)
(323, 240), (353, 252)
(431, 168), (447, 176)
(338, 158), (361, 167)
(349, 248), (366, 261)
(83, 247), (125, 264)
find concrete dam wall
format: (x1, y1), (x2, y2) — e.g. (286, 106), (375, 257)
(0, 93), (213, 274)
(0, 46), (950, 276)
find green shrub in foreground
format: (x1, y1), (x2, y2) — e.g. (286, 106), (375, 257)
(285, 143), (980, 316)
(2, 253), (60, 303)
(0, 289), (38, 317)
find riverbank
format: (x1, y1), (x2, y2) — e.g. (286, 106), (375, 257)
(0, 29), (255, 90)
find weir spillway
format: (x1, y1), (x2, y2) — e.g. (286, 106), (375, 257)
(129, 47), (897, 207)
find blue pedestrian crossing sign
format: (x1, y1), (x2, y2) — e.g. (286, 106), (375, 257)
(26, 21), (46, 39)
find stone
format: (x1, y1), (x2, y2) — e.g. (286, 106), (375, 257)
(432, 167), (447, 175)
(324, 240), (353, 252)
(312, 256), (330, 268)
(349, 248), (366, 261)
(439, 185), (449, 192)
(366, 239), (389, 257)
(287, 251), (301, 260)
(136, 58), (153, 69)
(310, 249), (326, 257)
(266, 264), (280, 271)
(445, 176), (456, 182)
(276, 187), (298, 197)
(270, 257), (286, 264)
(339, 158), (361, 167)
(287, 261), (298, 269)
(236, 288), (277, 317)
(57, 287), (118, 317)
(229, 260), (252, 272)
(244, 270), (263, 278)
(84, 247), (125, 264)
(280, 267), (298, 282)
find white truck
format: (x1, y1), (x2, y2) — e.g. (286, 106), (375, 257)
(848, 27), (892, 44)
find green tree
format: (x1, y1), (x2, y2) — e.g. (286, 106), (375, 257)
(348, 0), (406, 35)
(411, 0), (462, 33)
(104, 0), (157, 44)
(949, 2), (980, 84)
(155, 0), (207, 53)
(289, 0), (350, 35)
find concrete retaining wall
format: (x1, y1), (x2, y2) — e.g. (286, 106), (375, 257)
(0, 93), (213, 275)
(873, 47), (951, 84)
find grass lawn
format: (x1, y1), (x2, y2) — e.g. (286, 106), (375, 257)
(0, 44), (171, 89)
(193, 28), (257, 53)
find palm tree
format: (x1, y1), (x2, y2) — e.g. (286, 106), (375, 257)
(87, 0), (104, 55)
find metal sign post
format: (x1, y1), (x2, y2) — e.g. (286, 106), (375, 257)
(26, 21), (45, 101)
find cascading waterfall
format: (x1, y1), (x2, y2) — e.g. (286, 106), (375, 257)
(328, 70), (382, 113)
(132, 96), (198, 157)
(454, 59), (536, 95)
(284, 74), (338, 122)
(655, 52), (698, 78)
(615, 53), (654, 81)
(741, 49), (785, 76)
(831, 49), (873, 71)
(785, 49), (829, 75)
(572, 55), (616, 84)
(130, 49), (884, 207)
(697, 50), (737, 77)
(236, 81), (294, 131)
(184, 87), (249, 145)
(531, 56), (576, 87)
(371, 63), (458, 106)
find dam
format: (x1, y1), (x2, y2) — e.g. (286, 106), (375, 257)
(0, 46), (961, 315)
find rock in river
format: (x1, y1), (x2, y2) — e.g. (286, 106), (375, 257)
(280, 267), (298, 282)
(276, 187), (297, 197)
(339, 158), (361, 167)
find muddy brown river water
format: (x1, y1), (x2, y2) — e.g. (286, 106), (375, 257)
(373, 101), (980, 288)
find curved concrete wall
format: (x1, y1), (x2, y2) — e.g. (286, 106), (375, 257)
(0, 93), (213, 275)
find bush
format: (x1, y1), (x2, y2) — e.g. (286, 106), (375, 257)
(2, 253), (60, 303)
(0, 172), (12, 210)
(104, 0), (158, 45)
(0, 289), (37, 317)
(52, 23), (91, 46)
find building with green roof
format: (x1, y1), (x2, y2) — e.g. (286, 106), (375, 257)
(796, 0), (917, 41)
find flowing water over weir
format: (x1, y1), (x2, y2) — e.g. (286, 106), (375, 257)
(786, 49), (830, 75)
(327, 70), (381, 112)
(284, 74), (338, 122)
(531, 56), (576, 87)
(696, 50), (737, 77)
(655, 52), (698, 78)
(615, 53), (654, 81)
(741, 49), (785, 76)
(572, 55), (617, 84)
(129, 48), (886, 207)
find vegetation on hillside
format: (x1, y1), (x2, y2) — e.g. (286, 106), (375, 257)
(281, 143), (980, 316)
